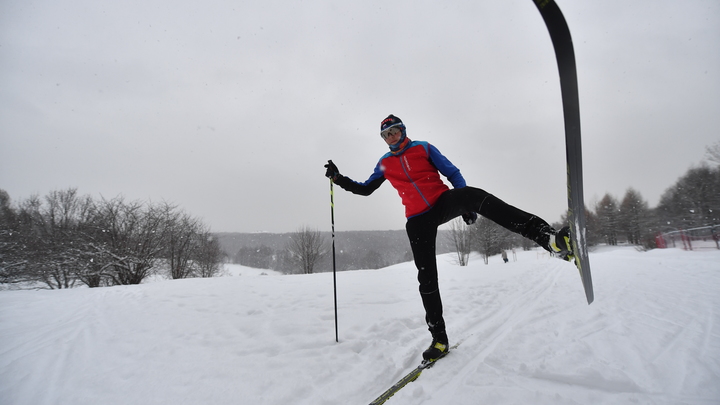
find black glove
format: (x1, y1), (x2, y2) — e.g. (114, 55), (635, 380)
(324, 160), (340, 180)
(462, 212), (477, 225)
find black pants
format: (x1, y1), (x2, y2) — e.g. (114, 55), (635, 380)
(405, 187), (552, 337)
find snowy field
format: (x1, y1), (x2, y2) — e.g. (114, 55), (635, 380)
(1, 247), (719, 405)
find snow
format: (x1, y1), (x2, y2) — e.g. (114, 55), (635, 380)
(1, 247), (719, 405)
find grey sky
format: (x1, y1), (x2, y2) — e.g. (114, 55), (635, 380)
(1, 0), (718, 233)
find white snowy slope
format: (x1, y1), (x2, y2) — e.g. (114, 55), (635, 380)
(1, 247), (719, 405)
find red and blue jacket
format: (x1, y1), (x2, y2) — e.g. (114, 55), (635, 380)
(335, 140), (466, 218)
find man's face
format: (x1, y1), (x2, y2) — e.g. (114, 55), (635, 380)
(381, 127), (402, 146)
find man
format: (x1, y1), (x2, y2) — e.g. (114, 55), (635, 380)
(324, 114), (571, 361)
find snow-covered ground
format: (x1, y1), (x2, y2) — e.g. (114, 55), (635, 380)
(1, 247), (719, 405)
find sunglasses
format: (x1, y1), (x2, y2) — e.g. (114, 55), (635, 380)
(380, 126), (402, 140)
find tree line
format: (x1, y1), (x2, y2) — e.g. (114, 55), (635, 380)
(587, 163), (719, 247)
(448, 161), (720, 264)
(230, 227), (408, 275)
(0, 188), (224, 289)
(229, 226), (328, 274)
(235, 160), (719, 272)
(5, 153), (716, 281)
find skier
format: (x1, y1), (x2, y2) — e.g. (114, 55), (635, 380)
(324, 114), (572, 361)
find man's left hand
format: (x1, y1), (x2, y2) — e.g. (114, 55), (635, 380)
(462, 212), (477, 225)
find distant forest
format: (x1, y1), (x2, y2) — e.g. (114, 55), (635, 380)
(221, 153), (720, 273)
(2, 146), (718, 285)
(215, 230), (456, 274)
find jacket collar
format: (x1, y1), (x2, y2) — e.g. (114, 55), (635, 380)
(389, 137), (411, 155)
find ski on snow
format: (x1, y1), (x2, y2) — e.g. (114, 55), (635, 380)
(368, 345), (456, 405)
(532, 0), (594, 304)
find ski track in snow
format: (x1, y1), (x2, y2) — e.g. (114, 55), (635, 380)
(396, 249), (720, 405)
(1, 248), (719, 405)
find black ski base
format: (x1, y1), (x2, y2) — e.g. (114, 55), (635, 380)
(532, 0), (594, 304)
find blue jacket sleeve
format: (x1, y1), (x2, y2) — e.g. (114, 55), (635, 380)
(427, 144), (467, 189)
(334, 161), (386, 196)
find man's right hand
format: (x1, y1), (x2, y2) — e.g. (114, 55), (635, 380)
(324, 160), (340, 180)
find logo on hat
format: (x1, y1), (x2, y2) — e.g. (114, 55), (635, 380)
(381, 114), (402, 131)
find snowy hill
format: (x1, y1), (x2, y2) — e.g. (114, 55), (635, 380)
(1, 247), (719, 405)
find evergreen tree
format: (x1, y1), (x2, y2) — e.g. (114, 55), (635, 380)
(618, 188), (649, 245)
(657, 165), (720, 229)
(595, 194), (620, 245)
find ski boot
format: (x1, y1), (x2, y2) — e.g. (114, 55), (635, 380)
(549, 226), (574, 261)
(422, 331), (449, 362)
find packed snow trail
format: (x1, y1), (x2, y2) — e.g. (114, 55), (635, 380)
(1, 248), (719, 405)
(386, 248), (720, 405)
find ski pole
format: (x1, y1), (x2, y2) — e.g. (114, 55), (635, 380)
(330, 179), (339, 343)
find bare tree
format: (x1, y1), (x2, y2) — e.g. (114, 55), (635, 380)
(1, 189), (225, 288)
(706, 141), (720, 167)
(88, 197), (166, 285)
(446, 218), (472, 266)
(17, 194), (69, 288)
(37, 189), (94, 288)
(472, 217), (505, 264)
(286, 226), (327, 274)
(193, 229), (224, 278)
(0, 189), (26, 284)
(8, 189), (95, 289)
(163, 205), (201, 279)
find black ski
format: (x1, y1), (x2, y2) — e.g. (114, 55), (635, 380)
(532, 0), (594, 304)
(368, 347), (454, 405)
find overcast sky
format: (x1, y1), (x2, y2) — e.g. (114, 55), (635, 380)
(1, 0), (718, 233)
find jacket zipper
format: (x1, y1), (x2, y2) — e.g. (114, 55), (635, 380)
(400, 153), (432, 208)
